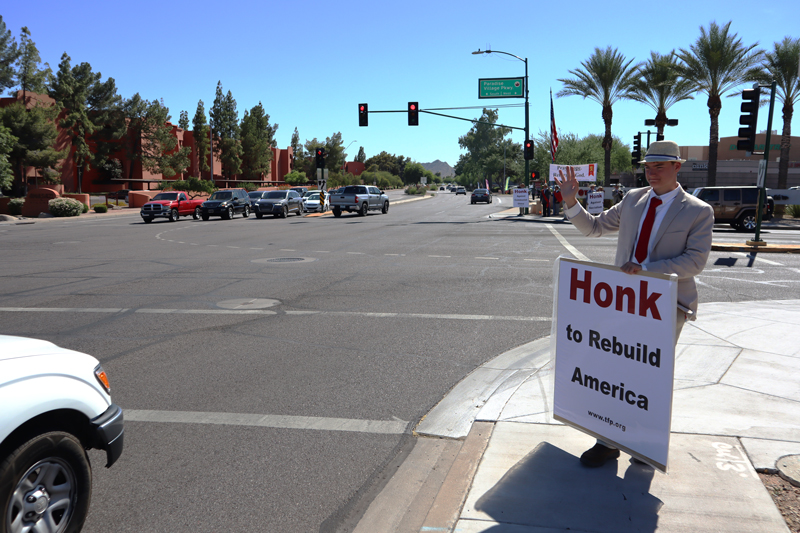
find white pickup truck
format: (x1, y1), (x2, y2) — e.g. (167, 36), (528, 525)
(0, 335), (124, 532)
(329, 185), (389, 217)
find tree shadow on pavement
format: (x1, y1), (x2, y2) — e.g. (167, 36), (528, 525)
(473, 441), (661, 532)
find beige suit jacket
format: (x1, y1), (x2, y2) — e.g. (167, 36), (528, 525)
(567, 186), (714, 318)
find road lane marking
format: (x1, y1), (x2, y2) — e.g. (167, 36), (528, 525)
(475, 257), (499, 260)
(545, 224), (590, 261)
(0, 307), (550, 321)
(428, 255), (451, 258)
(125, 410), (408, 435)
(732, 252), (784, 266)
(524, 259), (549, 262)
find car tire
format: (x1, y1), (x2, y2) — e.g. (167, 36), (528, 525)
(201, 215), (209, 221)
(225, 207), (233, 220)
(193, 207), (201, 220)
(295, 205), (303, 216)
(143, 217), (153, 224)
(333, 208), (341, 217)
(281, 206), (288, 218)
(255, 212), (263, 219)
(359, 203), (368, 217)
(0, 431), (92, 533)
(243, 205), (250, 218)
(168, 209), (178, 222)
(471, 201), (475, 204)
(737, 212), (757, 232)
(381, 201), (389, 214)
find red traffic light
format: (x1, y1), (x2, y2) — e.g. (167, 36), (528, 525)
(409, 103), (416, 111)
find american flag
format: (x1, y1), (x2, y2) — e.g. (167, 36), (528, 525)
(550, 89), (559, 162)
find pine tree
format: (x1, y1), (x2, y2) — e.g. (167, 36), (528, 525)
(210, 82), (241, 179)
(192, 100), (211, 175)
(240, 102), (276, 181)
(179, 110), (189, 130)
(14, 27), (51, 101)
(0, 16), (20, 92)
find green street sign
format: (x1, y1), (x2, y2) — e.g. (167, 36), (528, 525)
(479, 77), (524, 99)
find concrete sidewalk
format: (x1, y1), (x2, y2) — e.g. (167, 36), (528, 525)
(358, 300), (800, 532)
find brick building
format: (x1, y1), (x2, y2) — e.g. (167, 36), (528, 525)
(0, 91), (294, 194)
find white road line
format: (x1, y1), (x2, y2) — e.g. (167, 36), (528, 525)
(731, 252), (784, 266)
(0, 307), (550, 321)
(545, 224), (590, 261)
(428, 255), (451, 258)
(475, 256), (499, 260)
(125, 409), (408, 435)
(524, 259), (549, 262)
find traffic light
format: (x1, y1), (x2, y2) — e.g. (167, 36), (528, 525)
(737, 88), (761, 152)
(530, 170), (539, 182)
(631, 134), (642, 167)
(359, 103), (368, 127)
(524, 139), (534, 160)
(316, 147), (326, 169)
(644, 119), (655, 126)
(656, 133), (665, 141)
(408, 102), (419, 126)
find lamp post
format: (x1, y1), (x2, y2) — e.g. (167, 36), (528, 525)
(342, 140), (357, 171)
(472, 49), (529, 213)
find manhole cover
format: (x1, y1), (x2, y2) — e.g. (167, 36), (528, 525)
(251, 257), (317, 264)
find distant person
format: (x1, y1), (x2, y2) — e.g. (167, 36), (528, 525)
(613, 184), (624, 205)
(556, 141), (714, 468)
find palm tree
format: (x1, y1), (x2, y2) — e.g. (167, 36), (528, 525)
(557, 47), (640, 186)
(743, 37), (800, 190)
(629, 52), (695, 139)
(676, 21), (762, 186)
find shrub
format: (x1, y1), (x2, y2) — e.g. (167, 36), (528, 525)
(239, 181), (258, 192)
(48, 197), (84, 217)
(92, 203), (108, 213)
(786, 205), (800, 218)
(8, 198), (24, 216)
(82, 202), (89, 213)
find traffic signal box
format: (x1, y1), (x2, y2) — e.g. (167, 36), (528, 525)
(530, 170), (539, 182)
(737, 88), (761, 152)
(524, 140), (534, 160)
(408, 102), (419, 126)
(359, 103), (368, 127)
(316, 148), (326, 169)
(631, 134), (642, 168)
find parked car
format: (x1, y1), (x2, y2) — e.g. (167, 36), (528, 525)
(691, 186), (773, 231)
(455, 187), (467, 195)
(253, 190), (304, 218)
(248, 190), (272, 207)
(289, 187), (309, 197)
(471, 188), (492, 204)
(0, 335), (124, 533)
(200, 189), (251, 220)
(140, 191), (205, 223)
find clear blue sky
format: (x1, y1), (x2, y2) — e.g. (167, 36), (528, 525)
(3, 1), (798, 168)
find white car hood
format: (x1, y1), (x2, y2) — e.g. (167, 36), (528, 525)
(0, 334), (79, 361)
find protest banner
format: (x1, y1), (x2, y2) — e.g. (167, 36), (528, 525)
(586, 192), (604, 214)
(513, 188), (529, 208)
(553, 257), (678, 472)
(549, 163), (598, 182)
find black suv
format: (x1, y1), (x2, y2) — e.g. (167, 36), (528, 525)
(691, 186), (773, 231)
(201, 189), (251, 220)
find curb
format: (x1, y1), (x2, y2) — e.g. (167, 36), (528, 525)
(712, 243), (800, 253)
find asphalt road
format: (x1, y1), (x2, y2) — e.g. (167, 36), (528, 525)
(1, 191), (799, 532)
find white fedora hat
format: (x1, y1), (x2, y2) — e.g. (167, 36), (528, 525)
(639, 140), (686, 163)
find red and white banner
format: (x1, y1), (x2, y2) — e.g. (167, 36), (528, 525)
(549, 163), (598, 182)
(553, 258), (678, 472)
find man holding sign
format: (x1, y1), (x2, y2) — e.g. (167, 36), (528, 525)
(555, 140), (714, 468)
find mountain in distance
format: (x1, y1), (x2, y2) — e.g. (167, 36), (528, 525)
(421, 160), (455, 178)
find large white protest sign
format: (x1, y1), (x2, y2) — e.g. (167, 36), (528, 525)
(553, 258), (678, 472)
(549, 163), (598, 182)
(586, 192), (604, 215)
(512, 188), (529, 208)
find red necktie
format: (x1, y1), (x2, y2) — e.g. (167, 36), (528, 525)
(634, 198), (662, 263)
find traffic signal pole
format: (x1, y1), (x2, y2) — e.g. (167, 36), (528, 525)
(748, 81), (777, 246)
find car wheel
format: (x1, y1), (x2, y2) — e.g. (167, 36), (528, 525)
(738, 212), (757, 232)
(243, 205), (250, 218)
(281, 205), (288, 218)
(471, 201), (475, 204)
(193, 207), (201, 220)
(255, 212), (263, 219)
(381, 201), (389, 214)
(295, 205), (303, 216)
(359, 202), (368, 216)
(201, 215), (209, 221)
(143, 217), (153, 224)
(0, 431), (92, 533)
(333, 207), (342, 217)
(168, 208), (178, 222)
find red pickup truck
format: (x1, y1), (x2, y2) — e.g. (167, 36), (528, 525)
(140, 192), (206, 223)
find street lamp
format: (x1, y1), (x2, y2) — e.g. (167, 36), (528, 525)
(342, 140), (357, 171)
(472, 48), (530, 212)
